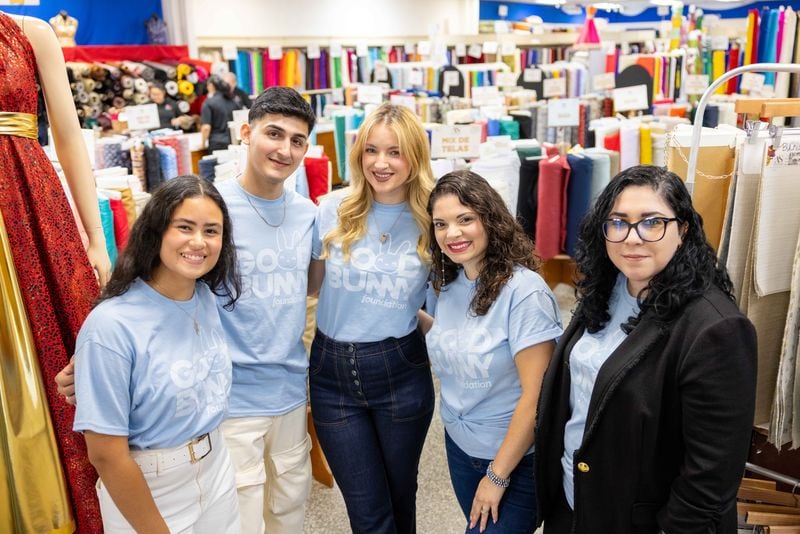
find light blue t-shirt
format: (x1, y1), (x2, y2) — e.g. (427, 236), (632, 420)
(562, 273), (639, 508)
(426, 266), (563, 460)
(216, 179), (316, 417)
(313, 196), (429, 342)
(73, 279), (231, 450)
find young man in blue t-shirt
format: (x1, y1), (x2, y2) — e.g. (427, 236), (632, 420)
(59, 87), (319, 534)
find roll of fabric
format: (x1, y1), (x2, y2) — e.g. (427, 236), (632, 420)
(130, 144), (146, 191)
(107, 196), (129, 252)
(516, 145), (542, 239)
(535, 155), (571, 260)
(156, 144), (179, 181)
(97, 196), (118, 266)
(304, 155), (331, 204)
(199, 156), (217, 182)
(133, 77), (149, 94)
(583, 148), (611, 202)
(177, 100), (190, 114)
(144, 146), (164, 191)
(165, 80), (179, 96)
(178, 80), (194, 96)
(565, 153), (594, 257)
(639, 124), (652, 165)
(511, 112), (533, 139)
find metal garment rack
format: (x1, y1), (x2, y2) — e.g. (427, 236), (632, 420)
(686, 63), (800, 185)
(746, 462), (800, 492)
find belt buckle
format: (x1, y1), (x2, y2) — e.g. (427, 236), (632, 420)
(188, 433), (212, 464)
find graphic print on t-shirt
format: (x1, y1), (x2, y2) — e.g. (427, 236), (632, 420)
(428, 321), (499, 390)
(325, 235), (422, 311)
(238, 227), (309, 308)
(170, 327), (230, 419)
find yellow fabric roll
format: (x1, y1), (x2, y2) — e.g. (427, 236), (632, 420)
(178, 80), (194, 96)
(640, 123), (652, 165)
(713, 50), (726, 94)
(176, 63), (191, 80)
(0, 210), (75, 534)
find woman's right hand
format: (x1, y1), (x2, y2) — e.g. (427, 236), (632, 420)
(55, 357), (76, 405)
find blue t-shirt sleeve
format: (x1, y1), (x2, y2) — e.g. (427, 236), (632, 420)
(73, 339), (133, 437)
(508, 286), (563, 357)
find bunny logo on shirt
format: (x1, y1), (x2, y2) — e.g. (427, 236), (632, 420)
(428, 325), (499, 390)
(170, 328), (231, 418)
(238, 228), (309, 306)
(326, 235), (423, 310)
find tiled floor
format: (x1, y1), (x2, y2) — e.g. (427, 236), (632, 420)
(303, 283), (576, 533)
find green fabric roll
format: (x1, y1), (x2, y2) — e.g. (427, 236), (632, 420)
(500, 120), (520, 140)
(334, 113), (347, 178)
(253, 52), (264, 95)
(333, 56), (342, 88)
(516, 145), (542, 163)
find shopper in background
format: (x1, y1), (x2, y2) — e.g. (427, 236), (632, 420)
(148, 82), (184, 130)
(58, 87), (319, 534)
(418, 170), (562, 534)
(73, 175), (242, 533)
(535, 165), (757, 533)
(224, 71), (253, 109)
(308, 103), (435, 533)
(200, 74), (239, 151)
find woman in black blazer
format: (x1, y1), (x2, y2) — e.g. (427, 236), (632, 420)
(535, 165), (757, 533)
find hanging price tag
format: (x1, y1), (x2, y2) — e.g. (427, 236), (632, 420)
(222, 44), (238, 61)
(496, 72), (519, 88)
(306, 44), (321, 60)
(740, 72), (765, 92)
(471, 86), (501, 106)
(268, 45), (283, 59)
(357, 85), (383, 105)
(404, 42), (415, 54)
(482, 41), (498, 55)
(374, 64), (389, 82)
(543, 77), (567, 98)
(330, 43), (343, 57)
(409, 69), (424, 86)
(390, 94), (416, 112)
(417, 41), (432, 55)
(612, 84), (649, 111)
(356, 43), (369, 57)
(685, 74), (710, 95)
(455, 43), (467, 57)
(500, 41), (516, 56)
(468, 44), (483, 59)
(547, 98), (581, 127)
(524, 68), (542, 83)
(592, 72), (616, 91)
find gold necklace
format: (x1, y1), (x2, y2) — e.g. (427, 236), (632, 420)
(149, 279), (200, 335)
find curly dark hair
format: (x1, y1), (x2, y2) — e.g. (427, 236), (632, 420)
(573, 165), (733, 334)
(428, 169), (539, 316)
(97, 175), (241, 310)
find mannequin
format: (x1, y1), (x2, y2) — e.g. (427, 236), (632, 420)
(145, 12), (168, 45)
(48, 9), (78, 47)
(0, 12), (110, 533)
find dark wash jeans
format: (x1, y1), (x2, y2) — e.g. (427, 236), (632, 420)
(309, 329), (435, 534)
(445, 432), (537, 534)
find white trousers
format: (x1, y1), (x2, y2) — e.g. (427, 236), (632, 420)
(96, 428), (241, 533)
(220, 404), (312, 534)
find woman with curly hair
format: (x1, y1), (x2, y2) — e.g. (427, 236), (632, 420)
(535, 165), (757, 533)
(307, 103), (435, 533)
(418, 170), (562, 534)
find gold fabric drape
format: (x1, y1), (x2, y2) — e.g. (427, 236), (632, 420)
(0, 209), (75, 533)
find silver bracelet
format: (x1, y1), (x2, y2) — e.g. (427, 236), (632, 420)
(486, 461), (511, 488)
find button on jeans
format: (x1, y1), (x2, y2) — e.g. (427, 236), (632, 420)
(310, 329), (434, 534)
(445, 432), (537, 534)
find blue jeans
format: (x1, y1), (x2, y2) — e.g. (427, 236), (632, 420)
(445, 432), (537, 534)
(309, 329), (435, 534)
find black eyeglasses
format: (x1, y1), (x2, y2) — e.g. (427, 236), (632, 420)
(602, 217), (680, 243)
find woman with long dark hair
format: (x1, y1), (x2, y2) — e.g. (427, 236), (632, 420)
(535, 165), (757, 533)
(72, 175), (242, 533)
(419, 170), (561, 533)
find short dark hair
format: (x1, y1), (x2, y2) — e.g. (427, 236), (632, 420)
(207, 74), (232, 99)
(98, 175), (241, 310)
(428, 169), (539, 316)
(248, 86), (316, 134)
(573, 165), (733, 333)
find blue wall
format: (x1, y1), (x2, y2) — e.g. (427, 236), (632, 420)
(1, 0), (163, 45)
(480, 1), (797, 25)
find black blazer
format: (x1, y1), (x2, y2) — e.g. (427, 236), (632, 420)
(535, 285), (757, 533)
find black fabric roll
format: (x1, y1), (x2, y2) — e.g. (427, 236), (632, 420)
(199, 157), (217, 182)
(517, 158), (540, 239)
(145, 146), (164, 192)
(511, 112), (533, 139)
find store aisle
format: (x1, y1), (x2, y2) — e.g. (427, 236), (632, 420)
(303, 283), (575, 533)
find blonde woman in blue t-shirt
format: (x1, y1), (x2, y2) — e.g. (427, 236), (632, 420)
(308, 103), (434, 533)
(419, 170), (562, 534)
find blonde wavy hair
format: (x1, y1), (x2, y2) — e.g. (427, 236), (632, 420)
(321, 103), (434, 264)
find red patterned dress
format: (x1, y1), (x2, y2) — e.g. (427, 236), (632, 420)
(0, 12), (102, 533)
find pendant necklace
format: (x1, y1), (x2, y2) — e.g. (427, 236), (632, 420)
(150, 279), (200, 335)
(241, 178), (286, 228)
(372, 207), (406, 244)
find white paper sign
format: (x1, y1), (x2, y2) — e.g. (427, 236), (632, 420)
(390, 94), (417, 112)
(431, 124), (482, 159)
(417, 41), (432, 55)
(404, 42), (415, 54)
(496, 72), (519, 88)
(332, 88), (345, 103)
(685, 74), (710, 95)
(468, 44), (483, 59)
(122, 104), (160, 131)
(523, 68), (542, 83)
(500, 41), (516, 56)
(543, 77), (567, 98)
(471, 85), (500, 107)
(357, 85), (383, 105)
(593, 72), (616, 91)
(374, 64), (389, 82)
(330, 43), (343, 57)
(455, 43), (467, 57)
(306, 44), (321, 59)
(222, 44), (238, 61)
(268, 45), (283, 59)
(482, 41), (498, 55)
(613, 84), (650, 112)
(547, 98), (581, 127)
(409, 70), (424, 86)
(356, 43), (369, 57)
(443, 70), (461, 95)
(740, 72), (765, 92)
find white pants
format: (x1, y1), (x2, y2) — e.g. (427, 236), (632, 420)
(96, 428), (241, 533)
(220, 405), (312, 534)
